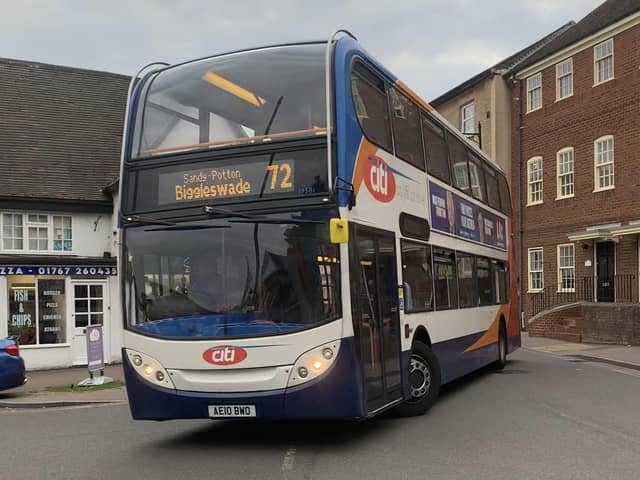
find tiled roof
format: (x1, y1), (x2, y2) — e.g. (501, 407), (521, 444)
(0, 58), (130, 204)
(515, 0), (640, 73)
(431, 22), (575, 106)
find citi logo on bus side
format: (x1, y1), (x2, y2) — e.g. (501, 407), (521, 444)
(364, 155), (396, 202)
(203, 345), (247, 365)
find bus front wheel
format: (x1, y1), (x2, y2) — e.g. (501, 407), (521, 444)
(394, 341), (441, 417)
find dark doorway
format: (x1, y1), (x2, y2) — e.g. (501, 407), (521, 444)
(596, 241), (615, 302)
(349, 225), (403, 414)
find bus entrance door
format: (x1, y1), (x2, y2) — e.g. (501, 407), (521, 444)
(350, 225), (403, 414)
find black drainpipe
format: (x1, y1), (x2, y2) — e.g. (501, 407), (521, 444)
(516, 78), (525, 329)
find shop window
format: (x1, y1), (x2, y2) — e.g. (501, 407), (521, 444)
(388, 87), (425, 170)
(53, 216), (73, 251)
(7, 276), (66, 345)
(401, 240), (433, 312)
(423, 116), (450, 183)
(351, 63), (393, 152)
(457, 253), (476, 308)
(433, 247), (458, 310)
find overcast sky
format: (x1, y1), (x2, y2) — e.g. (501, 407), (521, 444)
(2, 0), (604, 100)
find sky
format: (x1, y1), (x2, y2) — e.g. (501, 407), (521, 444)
(1, 0), (605, 100)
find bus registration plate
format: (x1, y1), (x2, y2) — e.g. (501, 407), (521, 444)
(208, 405), (256, 418)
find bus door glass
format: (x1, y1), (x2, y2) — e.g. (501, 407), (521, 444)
(350, 225), (402, 413)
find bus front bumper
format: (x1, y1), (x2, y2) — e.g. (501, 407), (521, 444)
(122, 338), (364, 421)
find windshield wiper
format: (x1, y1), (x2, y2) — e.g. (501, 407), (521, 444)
(202, 205), (259, 220)
(123, 214), (176, 226)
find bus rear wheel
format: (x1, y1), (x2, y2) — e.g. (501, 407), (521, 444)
(394, 341), (441, 417)
(493, 323), (508, 370)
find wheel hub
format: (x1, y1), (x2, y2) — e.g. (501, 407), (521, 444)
(409, 355), (431, 400)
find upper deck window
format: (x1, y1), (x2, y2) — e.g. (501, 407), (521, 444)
(133, 44), (327, 159)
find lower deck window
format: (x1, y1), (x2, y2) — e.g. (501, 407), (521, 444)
(433, 248), (458, 310)
(401, 240), (434, 312)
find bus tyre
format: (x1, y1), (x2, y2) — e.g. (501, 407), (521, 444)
(395, 341), (441, 417)
(493, 323), (508, 370)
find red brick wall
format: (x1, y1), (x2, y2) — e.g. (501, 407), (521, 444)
(527, 304), (583, 342)
(511, 23), (640, 321)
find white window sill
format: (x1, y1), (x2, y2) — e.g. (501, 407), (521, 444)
(593, 186), (615, 193)
(557, 289), (576, 294)
(21, 343), (70, 350)
(593, 77), (614, 87)
(526, 201), (544, 207)
(526, 106), (542, 114)
(555, 93), (573, 102)
(555, 195), (574, 201)
(527, 289), (544, 293)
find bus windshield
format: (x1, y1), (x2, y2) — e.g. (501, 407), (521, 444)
(123, 211), (341, 339)
(133, 43), (327, 158)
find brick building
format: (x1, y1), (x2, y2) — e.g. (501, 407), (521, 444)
(510, 0), (640, 338)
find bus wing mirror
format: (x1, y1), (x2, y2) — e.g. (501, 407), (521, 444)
(329, 218), (349, 244)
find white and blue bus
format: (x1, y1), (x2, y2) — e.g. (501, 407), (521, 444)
(118, 32), (520, 420)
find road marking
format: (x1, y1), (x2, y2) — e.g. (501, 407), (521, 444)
(281, 446), (297, 471)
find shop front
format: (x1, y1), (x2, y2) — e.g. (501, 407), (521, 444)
(0, 260), (121, 370)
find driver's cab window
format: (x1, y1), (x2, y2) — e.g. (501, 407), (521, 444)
(400, 240), (434, 312)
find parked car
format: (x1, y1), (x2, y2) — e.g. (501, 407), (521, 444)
(0, 338), (26, 391)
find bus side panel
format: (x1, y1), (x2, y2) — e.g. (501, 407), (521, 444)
(432, 331), (497, 385)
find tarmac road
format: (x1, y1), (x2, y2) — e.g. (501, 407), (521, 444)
(2, 349), (640, 480)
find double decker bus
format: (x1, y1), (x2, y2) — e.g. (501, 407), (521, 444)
(119, 31), (520, 421)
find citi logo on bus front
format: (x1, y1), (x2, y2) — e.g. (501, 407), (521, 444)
(203, 346), (247, 365)
(364, 155), (396, 202)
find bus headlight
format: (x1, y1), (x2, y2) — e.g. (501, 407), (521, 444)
(287, 341), (340, 387)
(125, 349), (175, 390)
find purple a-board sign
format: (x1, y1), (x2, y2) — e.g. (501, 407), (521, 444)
(429, 181), (507, 251)
(86, 325), (105, 372)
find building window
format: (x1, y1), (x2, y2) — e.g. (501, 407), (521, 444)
(27, 214), (49, 251)
(528, 247), (544, 292)
(460, 102), (475, 138)
(527, 157), (543, 205)
(7, 276), (66, 345)
(558, 244), (575, 292)
(526, 73), (542, 112)
(2, 213), (24, 250)
(556, 58), (573, 100)
(556, 147), (574, 199)
(594, 38), (614, 85)
(53, 216), (73, 251)
(594, 136), (614, 191)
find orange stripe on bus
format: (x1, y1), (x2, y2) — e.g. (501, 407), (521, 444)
(395, 80), (433, 112)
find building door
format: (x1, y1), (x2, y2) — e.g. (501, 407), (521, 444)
(596, 242), (615, 302)
(71, 281), (108, 365)
(350, 225), (403, 414)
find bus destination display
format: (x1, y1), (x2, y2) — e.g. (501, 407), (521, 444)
(158, 159), (295, 205)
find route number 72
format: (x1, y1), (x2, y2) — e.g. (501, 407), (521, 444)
(266, 163), (293, 190)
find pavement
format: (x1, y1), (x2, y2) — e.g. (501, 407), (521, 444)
(3, 348), (640, 479)
(2, 333), (640, 409)
(0, 363), (127, 408)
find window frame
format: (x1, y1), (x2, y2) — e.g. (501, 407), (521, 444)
(556, 147), (575, 200)
(460, 101), (475, 135)
(53, 215), (73, 252)
(527, 156), (543, 206)
(594, 135), (615, 192)
(594, 38), (614, 86)
(26, 214), (50, 252)
(528, 247), (544, 292)
(350, 60), (394, 153)
(2, 213), (25, 251)
(555, 58), (573, 101)
(526, 72), (542, 113)
(557, 243), (576, 293)
(400, 239), (434, 313)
